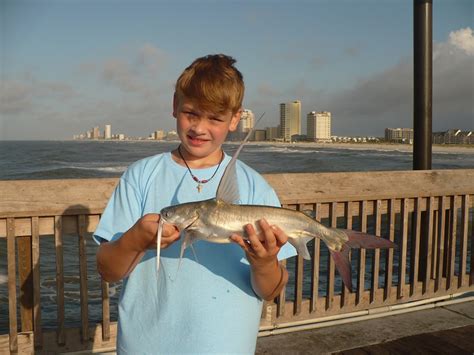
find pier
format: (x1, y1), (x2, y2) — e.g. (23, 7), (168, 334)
(0, 169), (473, 354)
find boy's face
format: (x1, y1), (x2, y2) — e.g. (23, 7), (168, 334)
(173, 95), (241, 161)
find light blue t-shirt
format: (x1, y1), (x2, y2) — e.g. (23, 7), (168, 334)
(94, 152), (296, 354)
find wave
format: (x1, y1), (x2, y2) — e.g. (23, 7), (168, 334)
(0, 273), (6, 285)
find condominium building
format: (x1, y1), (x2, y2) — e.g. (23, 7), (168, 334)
(154, 130), (165, 140)
(104, 125), (112, 139)
(92, 126), (100, 139)
(307, 111), (331, 142)
(280, 100), (301, 141)
(239, 109), (255, 132)
(385, 128), (414, 143)
(265, 126), (280, 141)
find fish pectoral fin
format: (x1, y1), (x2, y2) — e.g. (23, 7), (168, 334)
(180, 215), (200, 230)
(287, 233), (314, 260)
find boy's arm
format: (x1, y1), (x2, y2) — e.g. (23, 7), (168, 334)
(230, 219), (289, 301)
(97, 214), (179, 283)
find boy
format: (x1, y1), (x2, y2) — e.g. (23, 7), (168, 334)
(95, 54), (296, 354)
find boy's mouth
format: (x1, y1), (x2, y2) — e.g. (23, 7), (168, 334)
(187, 135), (209, 146)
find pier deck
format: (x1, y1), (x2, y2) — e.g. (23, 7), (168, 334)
(256, 299), (474, 354)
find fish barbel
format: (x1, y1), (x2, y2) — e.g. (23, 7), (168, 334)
(157, 113), (396, 291)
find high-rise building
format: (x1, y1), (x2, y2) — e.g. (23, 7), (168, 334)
(93, 126), (100, 139)
(265, 126), (279, 141)
(385, 128), (413, 143)
(280, 100), (301, 142)
(105, 125), (112, 139)
(307, 111), (331, 142)
(154, 130), (165, 140)
(238, 109), (255, 132)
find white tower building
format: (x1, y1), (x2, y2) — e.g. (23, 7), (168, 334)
(307, 111), (331, 142)
(280, 100), (301, 142)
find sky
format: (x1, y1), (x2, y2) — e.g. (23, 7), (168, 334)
(1, 0), (473, 140)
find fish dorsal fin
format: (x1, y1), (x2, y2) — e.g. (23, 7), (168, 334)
(216, 112), (265, 204)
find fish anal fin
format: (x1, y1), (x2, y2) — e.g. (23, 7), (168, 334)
(329, 246), (353, 292)
(287, 234), (313, 260)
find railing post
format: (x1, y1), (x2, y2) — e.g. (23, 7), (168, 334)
(414, 0), (433, 284)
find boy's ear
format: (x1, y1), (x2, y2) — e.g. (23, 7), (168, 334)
(172, 93), (178, 118)
(229, 109), (242, 132)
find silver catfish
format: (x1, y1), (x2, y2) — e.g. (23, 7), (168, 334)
(157, 114), (396, 291)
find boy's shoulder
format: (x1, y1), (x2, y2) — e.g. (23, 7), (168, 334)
(122, 152), (172, 183)
(235, 158), (273, 191)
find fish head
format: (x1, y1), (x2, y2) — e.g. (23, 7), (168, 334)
(160, 202), (200, 231)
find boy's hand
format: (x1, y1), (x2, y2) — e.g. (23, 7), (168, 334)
(230, 218), (287, 267)
(130, 213), (180, 252)
(230, 219), (289, 300)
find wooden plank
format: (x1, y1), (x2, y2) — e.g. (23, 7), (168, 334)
(7, 218), (18, 353)
(471, 195), (474, 286)
(341, 201), (353, 308)
(326, 202), (337, 310)
(436, 196), (446, 292)
(397, 198), (409, 299)
(31, 216), (43, 349)
(54, 216), (65, 345)
(17, 236), (34, 331)
(447, 196), (458, 291)
(423, 196), (434, 294)
(263, 169), (474, 204)
(458, 195), (469, 288)
(1, 170), (473, 218)
(78, 215), (89, 342)
(370, 200), (382, 303)
(101, 278), (111, 341)
(0, 178), (118, 218)
(410, 197), (421, 296)
(431, 209), (439, 279)
(356, 201), (367, 305)
(294, 254), (303, 316)
(0, 214), (101, 239)
(384, 199), (395, 301)
(310, 203), (321, 313)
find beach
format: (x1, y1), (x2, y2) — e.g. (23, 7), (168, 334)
(227, 141), (474, 154)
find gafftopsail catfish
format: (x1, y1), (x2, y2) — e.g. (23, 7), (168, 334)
(156, 114), (396, 291)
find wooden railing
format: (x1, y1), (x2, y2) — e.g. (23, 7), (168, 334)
(1, 170), (473, 354)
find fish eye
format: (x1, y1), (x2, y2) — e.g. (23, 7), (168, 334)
(165, 210), (173, 218)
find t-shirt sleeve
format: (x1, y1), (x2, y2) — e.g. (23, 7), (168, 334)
(93, 177), (142, 244)
(257, 186), (297, 261)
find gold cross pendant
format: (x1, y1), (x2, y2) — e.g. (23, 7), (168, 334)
(197, 183), (203, 193)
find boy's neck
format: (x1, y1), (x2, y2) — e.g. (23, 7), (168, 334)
(171, 146), (224, 169)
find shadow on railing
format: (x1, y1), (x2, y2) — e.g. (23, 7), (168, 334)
(0, 170), (473, 354)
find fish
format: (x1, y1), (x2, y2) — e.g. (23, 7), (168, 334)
(157, 113), (396, 291)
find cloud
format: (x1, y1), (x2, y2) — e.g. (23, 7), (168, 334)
(320, 27), (473, 136)
(449, 27), (474, 55)
(137, 43), (168, 74)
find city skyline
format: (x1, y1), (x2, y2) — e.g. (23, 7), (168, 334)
(1, 0), (473, 140)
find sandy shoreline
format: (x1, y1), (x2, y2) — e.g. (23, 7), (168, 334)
(226, 141), (474, 154)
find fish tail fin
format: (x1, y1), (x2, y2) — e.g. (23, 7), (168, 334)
(328, 229), (397, 292)
(342, 229), (397, 249)
(287, 235), (313, 260)
(329, 245), (353, 292)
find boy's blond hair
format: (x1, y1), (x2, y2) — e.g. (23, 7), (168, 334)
(175, 54), (244, 115)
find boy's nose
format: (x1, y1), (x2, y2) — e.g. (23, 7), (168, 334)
(189, 118), (206, 133)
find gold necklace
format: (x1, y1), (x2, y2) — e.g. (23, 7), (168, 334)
(177, 145), (224, 193)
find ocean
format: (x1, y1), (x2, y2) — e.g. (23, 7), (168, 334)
(0, 140), (473, 331)
(0, 141), (473, 180)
